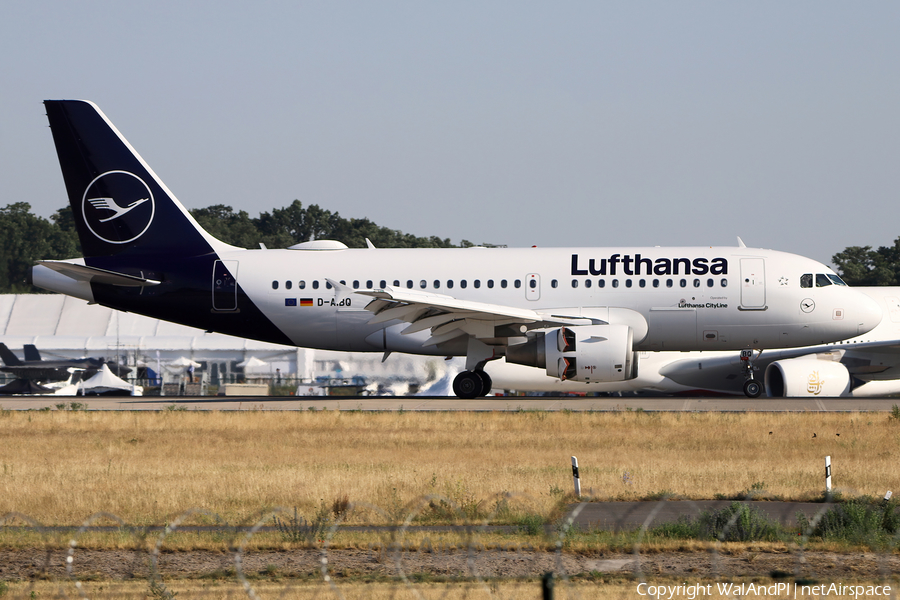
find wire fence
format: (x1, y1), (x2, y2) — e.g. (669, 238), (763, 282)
(1, 494), (899, 599)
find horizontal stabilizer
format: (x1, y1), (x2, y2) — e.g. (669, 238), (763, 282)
(36, 260), (161, 287)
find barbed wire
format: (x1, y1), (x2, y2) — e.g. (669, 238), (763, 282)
(1, 490), (899, 599)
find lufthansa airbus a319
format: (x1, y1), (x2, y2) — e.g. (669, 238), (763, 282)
(31, 100), (883, 398)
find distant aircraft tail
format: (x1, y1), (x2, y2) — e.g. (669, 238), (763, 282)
(0, 344), (23, 366)
(23, 345), (41, 362)
(43, 100), (234, 260)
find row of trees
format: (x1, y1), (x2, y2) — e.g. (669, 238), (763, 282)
(0, 201), (461, 293)
(2, 200), (899, 292)
(831, 239), (900, 286)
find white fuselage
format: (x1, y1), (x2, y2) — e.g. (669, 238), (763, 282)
(223, 245), (879, 355)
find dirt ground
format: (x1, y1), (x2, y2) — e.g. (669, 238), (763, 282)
(1, 547), (898, 583)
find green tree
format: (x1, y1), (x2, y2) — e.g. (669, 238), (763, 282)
(189, 205), (261, 248)
(0, 203), (71, 292)
(833, 237), (900, 286)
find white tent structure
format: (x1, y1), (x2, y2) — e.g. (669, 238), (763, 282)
(78, 364), (143, 396)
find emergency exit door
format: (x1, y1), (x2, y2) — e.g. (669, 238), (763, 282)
(740, 258), (766, 309)
(212, 260), (239, 311)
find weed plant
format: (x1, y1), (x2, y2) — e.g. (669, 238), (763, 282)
(799, 496), (900, 548)
(650, 503), (782, 542)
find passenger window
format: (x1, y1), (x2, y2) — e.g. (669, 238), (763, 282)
(487, 280), (494, 289)
(612, 279), (619, 288)
(298, 281), (306, 289)
(406, 280), (412, 288)
(447, 280), (454, 289)
(572, 279), (579, 288)
(501, 280), (508, 289)
(680, 279), (687, 288)
(666, 279), (673, 288)
(721, 279), (727, 287)
(367, 280), (374, 289)
(707, 278), (713, 287)
(326, 282), (333, 289)
(460, 280), (467, 289)
(816, 274), (832, 287)
(514, 280), (522, 288)
(529, 279), (536, 289)
(285, 280), (292, 290)
(474, 280), (481, 289)
(598, 279), (605, 288)
(419, 280), (427, 289)
(800, 274), (813, 288)
(652, 279), (659, 288)
(693, 279), (700, 288)
(625, 279), (632, 288)
(272, 281), (279, 290)
(312, 281), (319, 290)
(585, 279), (592, 288)
(353, 280), (360, 289)
(639, 279), (646, 288)
(433, 280), (441, 289)
(550, 280), (558, 288)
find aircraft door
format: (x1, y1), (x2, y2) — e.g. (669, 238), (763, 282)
(212, 260), (238, 311)
(740, 258), (766, 309)
(526, 273), (541, 301)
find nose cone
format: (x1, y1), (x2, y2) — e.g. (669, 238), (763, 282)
(853, 291), (883, 336)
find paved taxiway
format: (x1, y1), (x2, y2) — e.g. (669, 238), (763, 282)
(1, 395), (898, 411)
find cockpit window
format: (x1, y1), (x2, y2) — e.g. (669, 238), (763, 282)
(828, 274), (847, 286)
(800, 274), (812, 288)
(816, 274), (832, 287)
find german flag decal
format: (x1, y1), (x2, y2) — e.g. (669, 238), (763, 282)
(300, 298), (314, 307)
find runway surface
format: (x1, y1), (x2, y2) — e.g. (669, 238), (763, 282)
(1, 395), (898, 411)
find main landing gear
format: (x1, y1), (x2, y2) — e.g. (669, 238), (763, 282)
(740, 349), (763, 398)
(453, 370), (492, 399)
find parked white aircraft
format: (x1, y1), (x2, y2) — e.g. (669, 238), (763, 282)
(485, 288), (900, 398)
(31, 100), (883, 398)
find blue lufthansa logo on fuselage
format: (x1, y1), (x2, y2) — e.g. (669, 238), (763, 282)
(82, 171), (155, 244)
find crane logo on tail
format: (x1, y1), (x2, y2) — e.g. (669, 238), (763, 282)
(82, 171), (155, 244)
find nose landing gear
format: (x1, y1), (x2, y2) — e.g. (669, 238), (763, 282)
(741, 349), (763, 398)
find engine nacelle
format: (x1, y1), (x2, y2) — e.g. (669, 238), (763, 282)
(505, 324), (637, 383)
(764, 357), (851, 397)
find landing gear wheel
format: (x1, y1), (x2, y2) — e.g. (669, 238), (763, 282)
(477, 371), (492, 396)
(743, 379), (762, 398)
(453, 371), (484, 399)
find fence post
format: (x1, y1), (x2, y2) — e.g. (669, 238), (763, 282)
(542, 572), (555, 600)
(825, 456), (832, 493)
(571, 456), (581, 498)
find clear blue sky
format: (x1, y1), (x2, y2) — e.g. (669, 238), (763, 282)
(2, 1), (898, 265)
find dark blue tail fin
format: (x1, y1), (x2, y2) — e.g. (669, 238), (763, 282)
(43, 100), (232, 260)
(23, 345), (41, 362)
(0, 344), (23, 366)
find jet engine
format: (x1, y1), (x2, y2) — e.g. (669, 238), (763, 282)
(505, 325), (637, 383)
(764, 357), (850, 398)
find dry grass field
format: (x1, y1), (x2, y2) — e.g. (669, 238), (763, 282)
(1, 409), (897, 526)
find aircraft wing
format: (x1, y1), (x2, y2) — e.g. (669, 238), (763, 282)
(37, 260), (161, 287)
(356, 285), (595, 347)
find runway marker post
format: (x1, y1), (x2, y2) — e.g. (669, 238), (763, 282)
(571, 456), (581, 498)
(825, 456), (832, 493)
